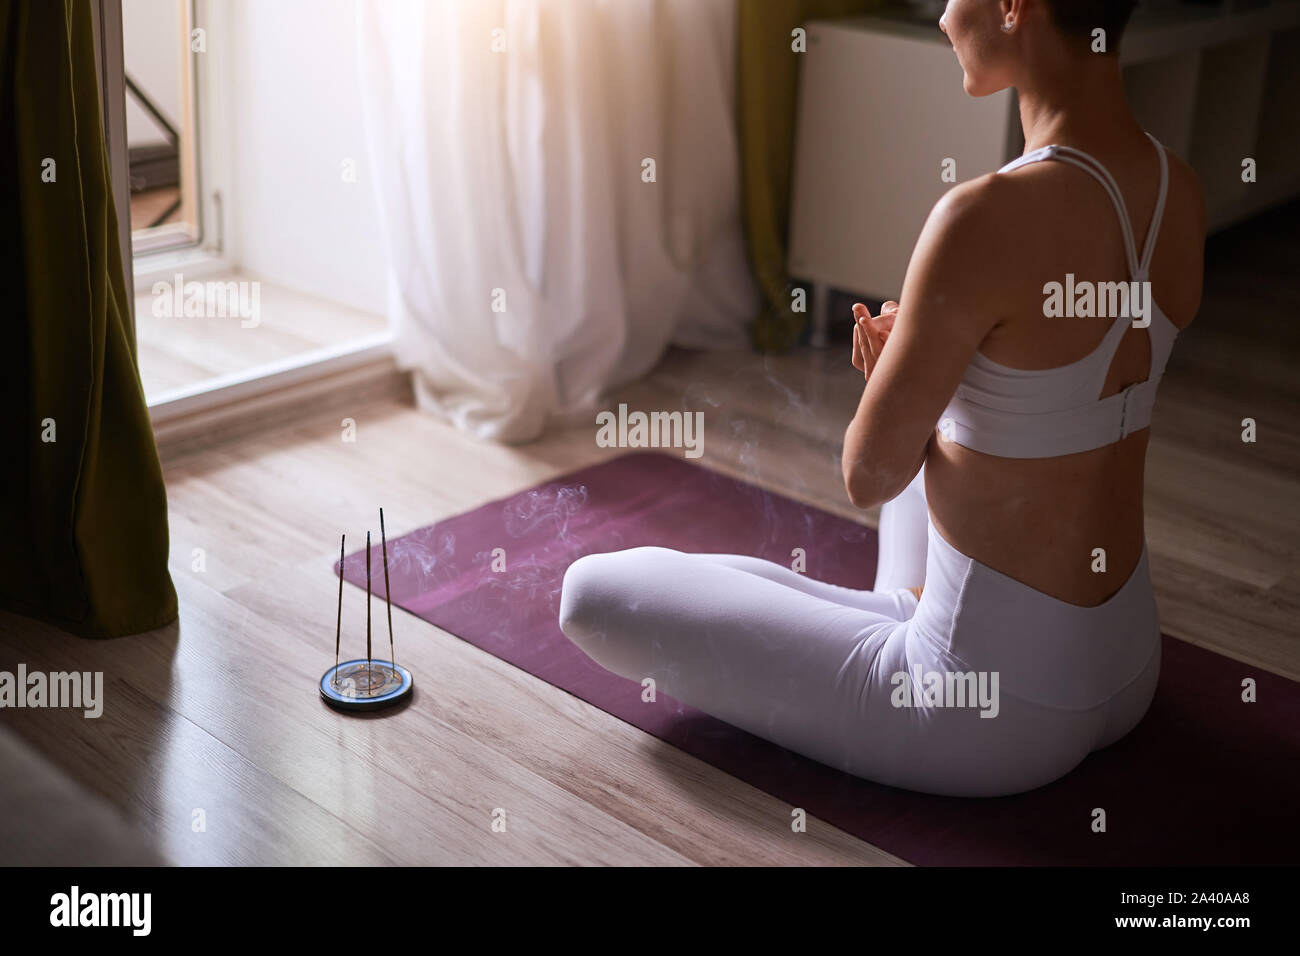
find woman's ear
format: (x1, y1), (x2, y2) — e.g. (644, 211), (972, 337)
(1001, 0), (1026, 29)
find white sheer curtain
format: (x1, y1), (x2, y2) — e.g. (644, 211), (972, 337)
(356, 0), (760, 443)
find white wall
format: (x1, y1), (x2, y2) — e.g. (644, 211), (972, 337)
(123, 0), (183, 147)
(226, 0), (387, 315)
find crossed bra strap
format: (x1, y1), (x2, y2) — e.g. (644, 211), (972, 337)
(998, 132), (1169, 282)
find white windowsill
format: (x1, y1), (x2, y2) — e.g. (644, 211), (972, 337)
(148, 331), (408, 462)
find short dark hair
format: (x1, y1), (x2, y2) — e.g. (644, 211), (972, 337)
(1041, 0), (1138, 50)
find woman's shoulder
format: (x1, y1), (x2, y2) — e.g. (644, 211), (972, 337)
(919, 173), (1023, 258)
(935, 143), (1207, 262)
(928, 170), (1018, 219)
(1152, 150), (1207, 329)
(1160, 148), (1207, 243)
(915, 171), (1047, 296)
(967, 140), (1206, 233)
(924, 169), (1055, 255)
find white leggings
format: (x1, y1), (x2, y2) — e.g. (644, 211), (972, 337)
(558, 465), (1162, 797)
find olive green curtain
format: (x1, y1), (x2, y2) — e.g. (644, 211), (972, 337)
(737, 0), (884, 352)
(0, 0), (177, 637)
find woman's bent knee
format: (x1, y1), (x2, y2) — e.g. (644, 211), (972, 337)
(557, 552), (607, 644)
(558, 547), (679, 644)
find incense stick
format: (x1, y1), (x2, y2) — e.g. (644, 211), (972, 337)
(380, 507), (395, 670)
(366, 530), (372, 683)
(334, 534), (345, 687)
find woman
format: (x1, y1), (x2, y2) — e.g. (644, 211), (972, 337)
(558, 0), (1205, 797)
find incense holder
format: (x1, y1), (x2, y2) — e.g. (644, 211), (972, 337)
(325, 508), (410, 714)
(320, 659), (413, 712)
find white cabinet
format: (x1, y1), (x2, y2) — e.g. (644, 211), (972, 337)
(788, 2), (1300, 346)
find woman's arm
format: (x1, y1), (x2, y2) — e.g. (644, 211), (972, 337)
(842, 176), (1010, 509)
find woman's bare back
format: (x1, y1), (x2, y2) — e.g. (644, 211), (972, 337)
(925, 135), (1206, 606)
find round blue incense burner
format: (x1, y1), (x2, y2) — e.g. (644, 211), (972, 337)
(320, 659), (413, 712)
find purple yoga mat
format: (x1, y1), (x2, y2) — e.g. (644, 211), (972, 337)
(342, 451), (1300, 865)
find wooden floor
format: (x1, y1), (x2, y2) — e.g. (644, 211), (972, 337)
(1, 204), (1296, 866)
(129, 186), (183, 231)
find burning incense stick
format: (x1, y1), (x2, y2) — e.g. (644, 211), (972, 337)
(380, 508), (395, 669)
(334, 534), (345, 687)
(366, 530), (372, 682)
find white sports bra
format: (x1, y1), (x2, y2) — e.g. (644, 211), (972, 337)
(938, 132), (1180, 459)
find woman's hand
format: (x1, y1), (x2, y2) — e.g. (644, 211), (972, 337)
(851, 301), (897, 380)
